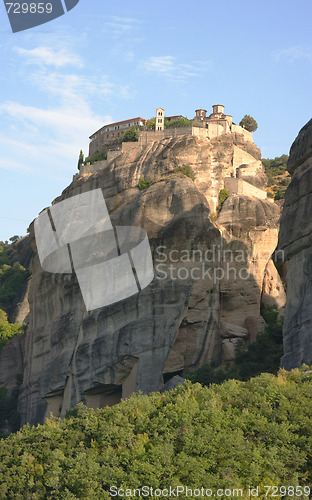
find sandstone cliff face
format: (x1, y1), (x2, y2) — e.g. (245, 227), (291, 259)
(279, 119), (312, 369)
(5, 133), (282, 426)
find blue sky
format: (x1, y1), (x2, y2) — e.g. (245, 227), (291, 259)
(0, 0), (311, 241)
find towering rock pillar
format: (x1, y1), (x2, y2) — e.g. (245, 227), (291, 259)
(279, 119), (312, 369)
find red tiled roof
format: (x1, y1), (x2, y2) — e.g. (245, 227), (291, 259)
(90, 117), (147, 138)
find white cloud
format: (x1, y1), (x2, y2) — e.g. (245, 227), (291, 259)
(103, 15), (142, 36)
(143, 55), (176, 73)
(140, 56), (212, 81)
(0, 100), (110, 178)
(14, 46), (83, 68)
(28, 71), (132, 103)
(274, 46), (312, 63)
(0, 41), (133, 179)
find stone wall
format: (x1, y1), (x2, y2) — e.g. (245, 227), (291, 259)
(224, 177), (267, 199)
(138, 124), (235, 147)
(231, 124), (253, 142)
(139, 126), (193, 145)
(89, 122), (253, 158)
(233, 145), (258, 170)
(79, 151), (121, 175)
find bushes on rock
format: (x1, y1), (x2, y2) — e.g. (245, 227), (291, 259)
(173, 165), (196, 182)
(0, 309), (26, 350)
(84, 151), (107, 164)
(1, 368), (312, 497)
(138, 177), (153, 190)
(216, 189), (229, 211)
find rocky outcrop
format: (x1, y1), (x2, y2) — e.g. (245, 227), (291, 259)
(0, 132), (282, 426)
(279, 119), (312, 369)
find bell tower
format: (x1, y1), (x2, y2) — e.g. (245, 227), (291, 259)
(155, 108), (165, 131)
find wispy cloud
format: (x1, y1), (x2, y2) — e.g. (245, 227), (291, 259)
(0, 99), (109, 177)
(14, 46), (83, 68)
(140, 55), (212, 82)
(103, 15), (142, 36)
(27, 70), (132, 103)
(274, 46), (312, 63)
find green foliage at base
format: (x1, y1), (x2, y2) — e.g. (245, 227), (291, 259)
(216, 189), (229, 211)
(138, 177), (153, 191)
(84, 151), (107, 164)
(1, 368), (312, 497)
(173, 165), (196, 182)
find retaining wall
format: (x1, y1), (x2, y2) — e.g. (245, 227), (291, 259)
(224, 177), (267, 199)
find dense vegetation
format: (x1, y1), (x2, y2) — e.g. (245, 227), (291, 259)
(187, 306), (283, 386)
(262, 155), (290, 200)
(0, 367), (312, 498)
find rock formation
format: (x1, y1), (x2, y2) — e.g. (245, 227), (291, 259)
(1, 131), (284, 426)
(279, 119), (312, 369)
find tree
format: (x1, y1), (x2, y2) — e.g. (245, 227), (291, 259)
(9, 236), (19, 244)
(120, 126), (139, 143)
(239, 115), (258, 132)
(145, 117), (156, 129)
(77, 150), (84, 170)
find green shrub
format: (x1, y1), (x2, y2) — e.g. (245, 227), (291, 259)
(164, 117), (192, 128)
(0, 309), (26, 350)
(138, 177), (153, 191)
(216, 189), (229, 211)
(84, 151), (107, 164)
(120, 126), (139, 143)
(274, 189), (286, 201)
(173, 165), (196, 182)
